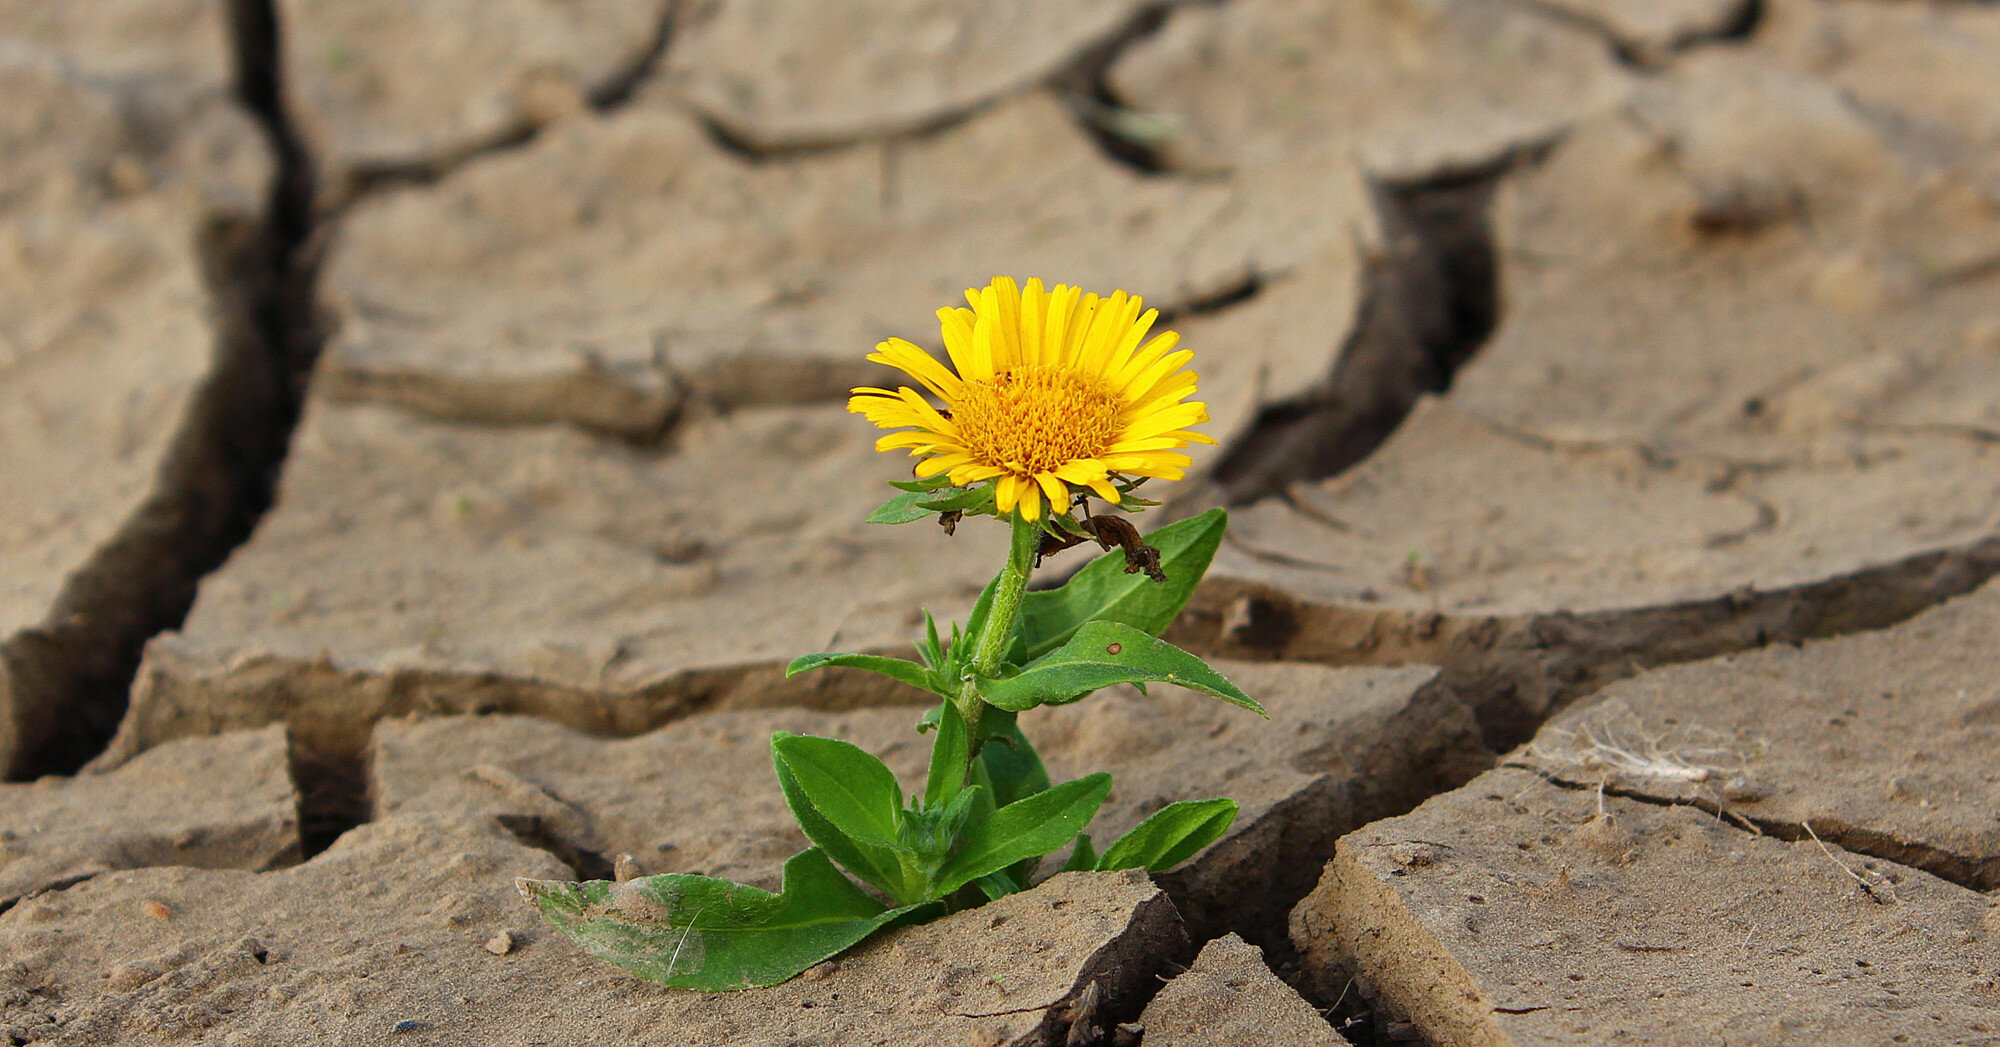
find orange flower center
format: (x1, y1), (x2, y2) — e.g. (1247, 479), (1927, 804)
(954, 366), (1123, 474)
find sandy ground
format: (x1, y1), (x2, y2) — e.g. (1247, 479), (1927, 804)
(5, 1), (2000, 1044)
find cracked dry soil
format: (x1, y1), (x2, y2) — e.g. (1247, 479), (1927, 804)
(6, 0), (2000, 1044)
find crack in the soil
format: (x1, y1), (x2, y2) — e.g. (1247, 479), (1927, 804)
(1047, 2), (1179, 176)
(3, 1), (318, 781)
(30, 0), (337, 793)
(333, 2), (682, 205)
(1506, 0), (1764, 68)
(1507, 762), (1995, 893)
(494, 814), (616, 882)
(1199, 164), (1505, 507)
(1173, 535), (2000, 752)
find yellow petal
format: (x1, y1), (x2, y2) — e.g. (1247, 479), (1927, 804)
(1035, 473), (1070, 517)
(992, 277), (1023, 368)
(948, 463), (1007, 485)
(1044, 283), (1078, 368)
(1053, 459), (1110, 484)
(916, 452), (973, 478)
(1017, 477), (1043, 520)
(1076, 290), (1128, 376)
(994, 473), (1024, 515)
(1063, 292), (1098, 365)
(895, 386), (958, 436)
(937, 307), (987, 382)
(1103, 305), (1158, 380)
(1127, 370), (1199, 415)
(1116, 334), (1184, 394)
(1021, 277), (1045, 368)
(871, 337), (962, 400)
(1119, 402), (1210, 443)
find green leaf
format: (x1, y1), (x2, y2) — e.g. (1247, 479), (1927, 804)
(869, 489), (940, 524)
(771, 734), (905, 848)
(974, 871), (1022, 902)
(959, 572), (1006, 674)
(520, 848), (936, 990)
(916, 485), (996, 515)
(919, 611), (945, 670)
(1061, 832), (1098, 874)
(1096, 799), (1238, 873)
(977, 709), (1050, 808)
(979, 621), (1264, 715)
(770, 735), (913, 901)
(923, 702), (970, 809)
(1018, 508), (1226, 660)
(867, 484), (996, 525)
(888, 477), (955, 493)
(933, 773), (1112, 896)
(785, 652), (942, 697)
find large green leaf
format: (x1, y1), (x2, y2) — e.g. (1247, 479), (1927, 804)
(521, 848), (934, 990)
(933, 772), (1111, 895)
(770, 735), (913, 902)
(785, 652), (941, 697)
(1017, 508), (1226, 660)
(1096, 799), (1238, 873)
(979, 621), (1264, 715)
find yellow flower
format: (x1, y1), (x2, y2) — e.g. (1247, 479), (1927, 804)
(849, 277), (1216, 521)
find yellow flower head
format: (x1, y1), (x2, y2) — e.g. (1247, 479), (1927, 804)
(849, 277), (1216, 521)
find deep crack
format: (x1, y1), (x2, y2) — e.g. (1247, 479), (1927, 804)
(1507, 0), (1764, 68)
(4, 0), (320, 780)
(1176, 534), (2000, 751)
(1203, 166), (1504, 506)
(1048, 2), (1179, 176)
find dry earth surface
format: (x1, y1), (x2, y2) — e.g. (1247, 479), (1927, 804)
(5, 0), (2000, 1044)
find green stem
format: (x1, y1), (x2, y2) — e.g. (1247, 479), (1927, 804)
(955, 511), (1041, 784)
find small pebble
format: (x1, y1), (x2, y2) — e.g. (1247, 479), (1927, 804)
(392, 1018), (423, 1034)
(1389, 843), (1438, 868)
(1721, 776), (1767, 803)
(484, 930), (516, 956)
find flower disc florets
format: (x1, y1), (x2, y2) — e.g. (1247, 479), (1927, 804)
(849, 277), (1216, 521)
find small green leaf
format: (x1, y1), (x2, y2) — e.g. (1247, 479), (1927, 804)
(919, 612), (945, 670)
(771, 734), (905, 848)
(868, 489), (945, 524)
(978, 709), (1050, 808)
(959, 572), (1005, 674)
(1018, 508), (1226, 659)
(888, 477), (955, 493)
(868, 484), (996, 524)
(900, 784), (981, 865)
(915, 485), (996, 515)
(771, 735), (912, 901)
(973, 871), (1022, 901)
(521, 848), (935, 990)
(786, 652), (942, 697)
(1096, 799), (1238, 873)
(923, 702), (970, 809)
(933, 772), (1112, 895)
(1061, 832), (1098, 873)
(979, 621), (1264, 715)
